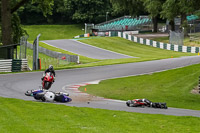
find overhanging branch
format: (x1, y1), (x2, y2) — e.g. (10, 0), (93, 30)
(11, 0), (29, 14)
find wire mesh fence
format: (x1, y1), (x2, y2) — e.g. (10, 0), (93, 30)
(19, 36), (29, 59)
(27, 55), (74, 70)
(169, 30), (184, 45)
(27, 42), (79, 63)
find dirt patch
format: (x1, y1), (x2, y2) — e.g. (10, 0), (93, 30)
(191, 86), (200, 94)
(70, 94), (98, 102)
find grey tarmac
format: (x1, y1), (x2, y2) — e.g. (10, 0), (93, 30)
(42, 39), (134, 59)
(1, 56), (200, 117)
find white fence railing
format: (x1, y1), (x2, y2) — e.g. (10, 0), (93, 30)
(21, 59), (29, 71)
(0, 59), (12, 72)
(0, 59), (28, 72)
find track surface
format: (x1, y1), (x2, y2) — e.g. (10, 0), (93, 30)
(1, 56), (200, 117)
(42, 39), (134, 59)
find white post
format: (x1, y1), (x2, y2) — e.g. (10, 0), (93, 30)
(85, 23), (87, 34)
(106, 12), (109, 22)
(77, 56), (80, 64)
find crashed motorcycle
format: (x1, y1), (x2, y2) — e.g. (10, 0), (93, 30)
(25, 89), (71, 103)
(126, 99), (167, 109)
(42, 72), (54, 89)
(25, 89), (44, 96)
(34, 91), (72, 103)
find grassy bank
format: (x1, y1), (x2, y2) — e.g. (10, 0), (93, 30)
(24, 37), (197, 70)
(0, 97), (200, 132)
(79, 37), (195, 59)
(39, 41), (99, 64)
(22, 24), (197, 69)
(23, 24), (84, 41)
(151, 33), (200, 47)
(80, 63), (200, 110)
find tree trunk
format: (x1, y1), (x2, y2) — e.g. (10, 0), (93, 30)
(181, 13), (188, 37)
(169, 20), (175, 31)
(1, 0), (12, 45)
(152, 16), (158, 32)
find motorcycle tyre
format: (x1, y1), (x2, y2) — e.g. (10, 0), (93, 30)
(44, 82), (52, 90)
(25, 90), (32, 96)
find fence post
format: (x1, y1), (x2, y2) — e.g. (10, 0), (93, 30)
(33, 34), (41, 70)
(12, 59), (22, 72)
(199, 76), (200, 93)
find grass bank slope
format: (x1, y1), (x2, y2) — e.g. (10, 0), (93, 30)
(36, 37), (196, 69)
(80, 63), (200, 110)
(79, 37), (195, 59)
(23, 24), (84, 41)
(0, 97), (200, 132)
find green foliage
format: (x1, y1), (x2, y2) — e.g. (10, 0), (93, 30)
(110, 0), (145, 16)
(11, 13), (27, 43)
(143, 0), (164, 18)
(63, 0), (112, 23)
(31, 0), (54, 16)
(161, 0), (200, 21)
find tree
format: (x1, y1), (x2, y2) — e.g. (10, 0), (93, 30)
(110, 0), (145, 17)
(143, 0), (166, 32)
(63, 0), (112, 23)
(161, 0), (200, 32)
(1, 0), (54, 45)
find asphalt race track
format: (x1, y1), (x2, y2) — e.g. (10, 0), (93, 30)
(42, 39), (134, 59)
(1, 56), (200, 117)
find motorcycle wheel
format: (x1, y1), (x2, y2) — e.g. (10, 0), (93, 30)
(126, 100), (131, 107)
(25, 90), (32, 96)
(41, 97), (46, 102)
(44, 82), (52, 90)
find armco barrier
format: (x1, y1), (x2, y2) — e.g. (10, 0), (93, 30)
(117, 32), (200, 53)
(0, 59), (12, 72)
(0, 59), (28, 72)
(27, 42), (79, 63)
(12, 59), (22, 72)
(21, 59), (29, 71)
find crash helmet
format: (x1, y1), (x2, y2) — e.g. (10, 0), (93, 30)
(49, 65), (54, 71)
(44, 91), (55, 102)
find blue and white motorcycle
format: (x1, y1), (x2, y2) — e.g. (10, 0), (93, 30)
(25, 89), (72, 103)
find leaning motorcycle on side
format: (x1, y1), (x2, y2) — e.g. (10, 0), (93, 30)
(25, 71), (72, 103)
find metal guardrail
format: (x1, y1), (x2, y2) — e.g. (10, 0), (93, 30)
(0, 59), (12, 72)
(21, 59), (28, 71)
(0, 59), (28, 72)
(27, 42), (79, 63)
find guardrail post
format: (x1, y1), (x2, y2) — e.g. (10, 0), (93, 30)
(33, 34), (41, 70)
(12, 59), (22, 72)
(199, 76), (200, 93)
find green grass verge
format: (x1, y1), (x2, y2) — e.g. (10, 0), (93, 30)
(24, 42), (98, 70)
(23, 25), (85, 41)
(22, 24), (197, 70)
(151, 36), (200, 47)
(25, 47), (76, 70)
(38, 41), (98, 64)
(80, 63), (200, 110)
(24, 37), (196, 70)
(0, 97), (200, 132)
(79, 37), (195, 59)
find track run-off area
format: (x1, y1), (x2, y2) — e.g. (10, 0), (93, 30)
(1, 53), (200, 117)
